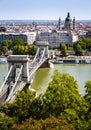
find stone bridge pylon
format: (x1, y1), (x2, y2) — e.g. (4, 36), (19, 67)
(7, 55), (30, 83)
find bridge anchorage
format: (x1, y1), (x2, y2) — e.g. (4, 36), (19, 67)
(0, 42), (51, 105)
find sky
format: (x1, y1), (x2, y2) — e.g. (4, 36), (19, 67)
(0, 0), (91, 20)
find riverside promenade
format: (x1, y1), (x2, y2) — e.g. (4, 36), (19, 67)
(52, 56), (91, 64)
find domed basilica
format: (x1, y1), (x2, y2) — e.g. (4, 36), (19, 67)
(58, 12), (76, 30)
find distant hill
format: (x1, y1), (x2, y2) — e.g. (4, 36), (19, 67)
(0, 19), (91, 25)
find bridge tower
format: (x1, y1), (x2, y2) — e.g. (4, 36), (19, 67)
(36, 41), (50, 67)
(7, 55), (29, 83)
(36, 41), (49, 57)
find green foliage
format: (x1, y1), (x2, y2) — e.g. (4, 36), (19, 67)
(0, 113), (14, 130)
(65, 42), (72, 50)
(13, 44), (37, 55)
(78, 41), (86, 50)
(84, 81), (91, 104)
(2, 40), (9, 48)
(0, 70), (91, 129)
(1, 89), (36, 123)
(61, 107), (89, 129)
(83, 81), (91, 129)
(28, 45), (37, 55)
(13, 38), (24, 46)
(73, 37), (91, 55)
(0, 46), (2, 55)
(0, 38), (37, 56)
(13, 45), (26, 55)
(2, 40), (12, 50)
(15, 116), (74, 130)
(60, 44), (67, 56)
(74, 43), (84, 56)
(40, 71), (87, 118)
(0, 40), (13, 54)
(1, 45), (8, 54)
(82, 37), (91, 51)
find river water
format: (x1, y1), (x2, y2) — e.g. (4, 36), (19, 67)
(0, 64), (91, 96)
(0, 64), (8, 86)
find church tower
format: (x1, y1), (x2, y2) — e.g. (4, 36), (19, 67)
(58, 17), (61, 31)
(73, 17), (75, 30)
(65, 12), (72, 30)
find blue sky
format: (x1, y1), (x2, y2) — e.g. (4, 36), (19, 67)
(0, 0), (91, 20)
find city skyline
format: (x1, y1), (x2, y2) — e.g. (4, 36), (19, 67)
(0, 0), (91, 20)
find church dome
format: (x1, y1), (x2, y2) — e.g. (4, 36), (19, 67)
(65, 12), (71, 22)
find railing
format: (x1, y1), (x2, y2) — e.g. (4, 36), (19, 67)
(32, 47), (40, 62)
(0, 65), (13, 91)
(28, 47), (48, 79)
(0, 66), (13, 100)
(6, 65), (23, 102)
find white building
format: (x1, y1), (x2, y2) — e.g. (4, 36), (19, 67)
(0, 32), (36, 45)
(24, 32), (36, 45)
(36, 30), (78, 47)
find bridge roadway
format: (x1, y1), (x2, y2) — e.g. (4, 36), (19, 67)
(0, 47), (49, 105)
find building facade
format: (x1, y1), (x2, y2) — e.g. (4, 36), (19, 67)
(36, 30), (78, 47)
(0, 32), (36, 45)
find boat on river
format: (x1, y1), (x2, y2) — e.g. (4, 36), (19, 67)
(0, 59), (7, 64)
(52, 59), (63, 64)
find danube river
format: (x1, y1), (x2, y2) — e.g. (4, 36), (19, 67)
(0, 63), (91, 96)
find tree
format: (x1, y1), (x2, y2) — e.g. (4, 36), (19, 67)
(13, 45), (20, 55)
(78, 41), (86, 50)
(1, 46), (8, 54)
(74, 37), (91, 52)
(60, 43), (62, 50)
(28, 45), (37, 55)
(0, 40), (13, 55)
(2, 40), (12, 50)
(84, 81), (91, 129)
(60, 44), (67, 56)
(13, 38), (25, 46)
(84, 81), (91, 104)
(0, 70), (90, 129)
(0, 46), (3, 55)
(15, 116), (74, 130)
(38, 70), (88, 129)
(1, 89), (36, 123)
(2, 40), (9, 48)
(13, 45), (37, 55)
(74, 43), (84, 56)
(7, 40), (13, 50)
(65, 42), (72, 50)
(0, 113), (14, 130)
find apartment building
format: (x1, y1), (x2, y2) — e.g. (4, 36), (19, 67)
(0, 32), (36, 45)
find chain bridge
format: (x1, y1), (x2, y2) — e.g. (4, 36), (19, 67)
(0, 42), (50, 106)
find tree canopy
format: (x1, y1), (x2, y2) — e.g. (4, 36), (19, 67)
(60, 44), (67, 56)
(0, 38), (37, 56)
(0, 70), (91, 129)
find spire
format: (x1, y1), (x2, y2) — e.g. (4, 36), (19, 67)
(66, 12), (71, 21)
(67, 12), (70, 18)
(73, 17), (75, 30)
(58, 17), (61, 31)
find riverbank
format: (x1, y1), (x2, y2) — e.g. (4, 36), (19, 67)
(52, 56), (91, 64)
